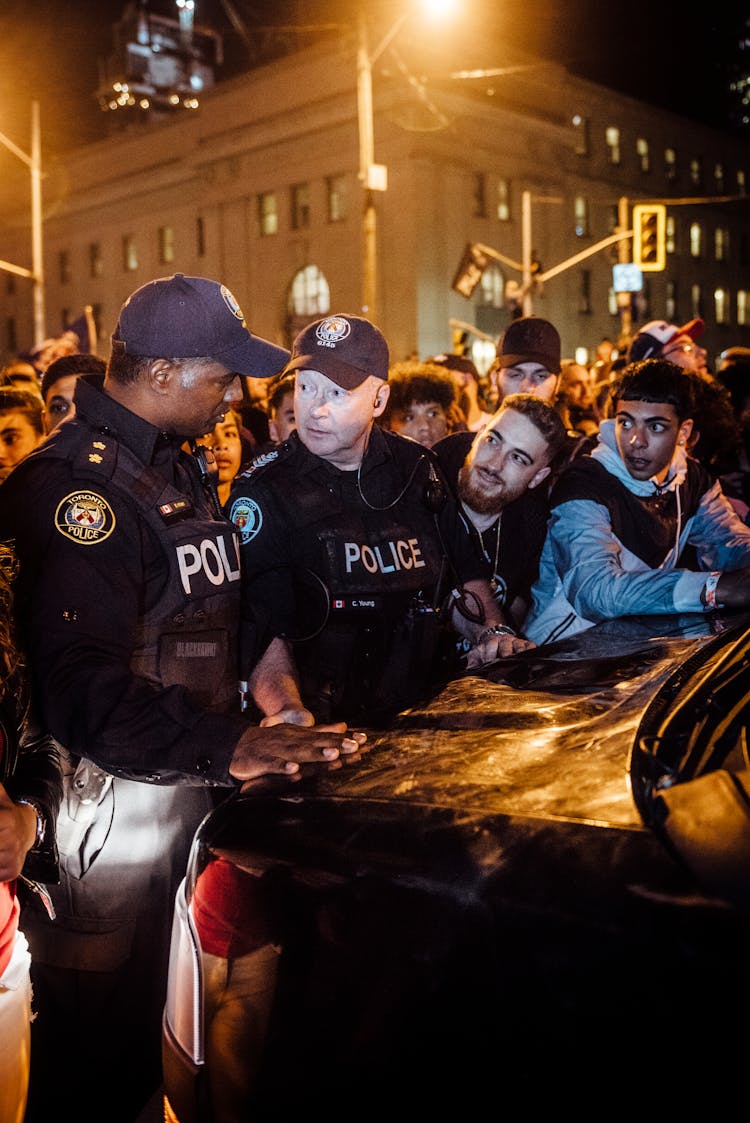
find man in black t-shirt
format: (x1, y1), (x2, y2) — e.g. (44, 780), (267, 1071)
(434, 393), (567, 632)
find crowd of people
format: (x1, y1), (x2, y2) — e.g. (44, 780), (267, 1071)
(1, 278), (750, 1122)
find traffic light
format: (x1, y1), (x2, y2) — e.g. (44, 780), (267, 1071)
(632, 203), (666, 271)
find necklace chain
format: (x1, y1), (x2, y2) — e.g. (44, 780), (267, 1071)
(479, 515), (502, 593)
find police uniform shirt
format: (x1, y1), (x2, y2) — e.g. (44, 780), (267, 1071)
(433, 430), (550, 611)
(0, 375), (249, 785)
(228, 426), (486, 712)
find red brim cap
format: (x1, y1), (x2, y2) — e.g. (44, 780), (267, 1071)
(679, 318), (705, 341)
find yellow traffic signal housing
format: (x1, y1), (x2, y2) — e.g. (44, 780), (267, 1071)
(632, 203), (666, 271)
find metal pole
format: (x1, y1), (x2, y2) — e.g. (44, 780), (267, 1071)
(30, 100), (45, 349)
(521, 190), (532, 315)
(357, 8), (377, 321)
(617, 195), (631, 345)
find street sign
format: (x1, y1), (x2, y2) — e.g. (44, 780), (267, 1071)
(451, 242), (489, 298)
(612, 263), (643, 292)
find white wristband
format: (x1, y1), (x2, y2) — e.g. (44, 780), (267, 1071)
(702, 572), (722, 611)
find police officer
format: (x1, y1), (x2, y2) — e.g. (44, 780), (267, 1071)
(0, 275), (365, 1123)
(229, 314), (532, 730)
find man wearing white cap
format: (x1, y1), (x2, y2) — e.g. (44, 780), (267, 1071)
(627, 317), (709, 375)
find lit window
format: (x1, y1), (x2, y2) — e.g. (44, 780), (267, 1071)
(496, 179), (510, 222)
(122, 235), (138, 272)
(666, 214), (676, 256)
(574, 195), (589, 237)
(737, 289), (749, 326)
(714, 286), (729, 325)
(258, 192), (278, 237)
(689, 223), (703, 258)
(606, 126), (620, 165)
(715, 227), (730, 262)
(714, 162), (725, 193)
(158, 225), (175, 264)
(326, 175), (348, 223)
(690, 157), (703, 187)
(636, 137), (650, 172)
(664, 147), (677, 181)
(478, 264), (504, 307)
(607, 285), (618, 316)
(289, 265), (330, 317)
(737, 169), (747, 197)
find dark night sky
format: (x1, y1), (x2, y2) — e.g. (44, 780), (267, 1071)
(0, 0), (746, 158)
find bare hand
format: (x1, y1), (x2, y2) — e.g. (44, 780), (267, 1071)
(229, 723), (367, 786)
(465, 632), (535, 668)
(0, 782), (36, 882)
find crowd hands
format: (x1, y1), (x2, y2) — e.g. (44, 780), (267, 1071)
(2, 275), (750, 1120)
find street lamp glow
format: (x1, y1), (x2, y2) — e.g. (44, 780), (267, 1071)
(419, 0), (459, 20)
(357, 1), (457, 321)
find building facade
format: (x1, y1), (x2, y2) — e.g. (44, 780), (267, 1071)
(1, 36), (749, 371)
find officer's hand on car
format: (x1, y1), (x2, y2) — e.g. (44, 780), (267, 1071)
(713, 567), (750, 609)
(229, 723), (367, 788)
(465, 624), (535, 669)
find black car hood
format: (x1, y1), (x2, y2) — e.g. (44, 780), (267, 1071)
(192, 611), (750, 911)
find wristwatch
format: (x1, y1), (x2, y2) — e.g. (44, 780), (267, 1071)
(476, 624), (517, 643)
(16, 799), (46, 850)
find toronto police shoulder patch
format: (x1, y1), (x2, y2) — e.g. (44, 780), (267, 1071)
(228, 495), (263, 546)
(54, 490), (116, 545)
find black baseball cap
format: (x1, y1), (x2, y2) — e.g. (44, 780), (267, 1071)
(112, 273), (290, 377)
(497, 317), (561, 373)
(285, 314), (389, 389)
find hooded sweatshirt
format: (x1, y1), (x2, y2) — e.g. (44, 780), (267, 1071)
(523, 419), (750, 646)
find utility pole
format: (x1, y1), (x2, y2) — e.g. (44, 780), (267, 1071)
(521, 190), (533, 315)
(617, 195), (632, 345)
(357, 8), (378, 321)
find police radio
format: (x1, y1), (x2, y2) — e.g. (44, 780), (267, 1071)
(424, 461), (447, 514)
(190, 441), (223, 517)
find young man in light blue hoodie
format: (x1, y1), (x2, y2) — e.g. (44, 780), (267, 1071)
(524, 358), (750, 646)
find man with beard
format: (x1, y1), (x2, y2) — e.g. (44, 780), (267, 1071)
(433, 393), (568, 633)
